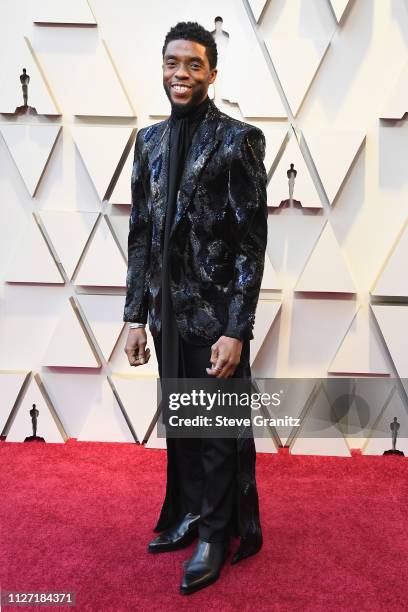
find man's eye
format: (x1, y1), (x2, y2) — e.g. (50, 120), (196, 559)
(191, 64), (201, 69)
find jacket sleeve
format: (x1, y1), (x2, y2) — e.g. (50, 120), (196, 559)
(123, 130), (151, 324)
(223, 127), (268, 341)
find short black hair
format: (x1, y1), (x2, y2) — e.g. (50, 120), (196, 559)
(162, 21), (218, 70)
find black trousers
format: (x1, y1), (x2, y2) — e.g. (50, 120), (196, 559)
(153, 331), (251, 543)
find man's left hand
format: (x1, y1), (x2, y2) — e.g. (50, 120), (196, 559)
(206, 336), (243, 379)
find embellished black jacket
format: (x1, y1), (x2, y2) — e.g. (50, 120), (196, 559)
(123, 98), (268, 345)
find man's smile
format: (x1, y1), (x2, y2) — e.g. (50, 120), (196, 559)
(171, 83), (192, 97)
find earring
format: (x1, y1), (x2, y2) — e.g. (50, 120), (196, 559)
(208, 83), (215, 100)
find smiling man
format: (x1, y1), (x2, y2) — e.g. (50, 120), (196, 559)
(123, 21), (268, 595)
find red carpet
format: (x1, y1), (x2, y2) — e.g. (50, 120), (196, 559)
(0, 440), (407, 611)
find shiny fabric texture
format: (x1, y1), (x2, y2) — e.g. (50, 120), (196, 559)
(123, 98), (268, 345)
(123, 98), (268, 563)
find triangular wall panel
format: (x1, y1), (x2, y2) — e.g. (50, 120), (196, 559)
(290, 384), (351, 456)
(39, 211), (98, 280)
(77, 378), (135, 442)
(251, 300), (281, 366)
(42, 299), (101, 368)
(113, 374), (159, 443)
(302, 129), (366, 205)
(371, 220), (408, 298)
(295, 222), (356, 293)
(261, 252), (282, 291)
(267, 133), (322, 208)
(107, 214), (130, 260)
(77, 294), (126, 361)
(328, 304), (390, 375)
(0, 125), (61, 196)
(110, 148), (133, 205)
(33, 0), (97, 25)
(329, 0), (352, 23)
(5, 214), (64, 284)
(219, 34), (287, 118)
(372, 305), (408, 377)
(0, 371), (30, 434)
(327, 377), (395, 451)
(74, 216), (127, 287)
(380, 63), (408, 120)
(265, 37), (330, 116)
(248, 0), (269, 22)
(71, 126), (134, 201)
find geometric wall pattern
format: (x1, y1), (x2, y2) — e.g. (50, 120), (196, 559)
(0, 124), (61, 196)
(1, 0), (408, 455)
(32, 0), (97, 26)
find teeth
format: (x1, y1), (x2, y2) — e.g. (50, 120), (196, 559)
(173, 85), (189, 92)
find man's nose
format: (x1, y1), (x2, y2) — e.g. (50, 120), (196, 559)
(174, 64), (189, 79)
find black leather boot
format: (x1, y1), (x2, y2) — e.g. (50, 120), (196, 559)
(180, 538), (229, 595)
(148, 513), (200, 553)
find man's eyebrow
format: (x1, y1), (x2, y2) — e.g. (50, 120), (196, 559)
(164, 54), (204, 63)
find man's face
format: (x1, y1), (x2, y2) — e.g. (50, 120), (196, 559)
(162, 39), (217, 111)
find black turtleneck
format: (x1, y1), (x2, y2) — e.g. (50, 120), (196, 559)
(161, 95), (211, 379)
(168, 95), (211, 196)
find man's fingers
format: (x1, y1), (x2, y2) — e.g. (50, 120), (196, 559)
(209, 344), (219, 365)
(131, 347), (150, 366)
(137, 347), (150, 365)
(206, 354), (227, 376)
(206, 354), (240, 379)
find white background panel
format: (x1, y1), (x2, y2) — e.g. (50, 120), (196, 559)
(74, 216), (127, 287)
(371, 220), (408, 298)
(113, 375), (159, 443)
(0, 371), (29, 433)
(295, 221), (356, 293)
(42, 299), (101, 368)
(0, 124), (61, 196)
(5, 214), (64, 284)
(77, 294), (126, 361)
(76, 378), (135, 442)
(251, 300), (281, 366)
(372, 305), (408, 378)
(32, 0), (96, 25)
(32, 28), (134, 117)
(328, 304), (390, 375)
(39, 210), (99, 280)
(71, 126), (135, 200)
(267, 133), (322, 208)
(302, 128), (366, 205)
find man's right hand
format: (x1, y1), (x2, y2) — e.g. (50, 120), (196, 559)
(124, 328), (151, 367)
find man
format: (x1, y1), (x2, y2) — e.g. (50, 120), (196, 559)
(123, 21), (268, 595)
